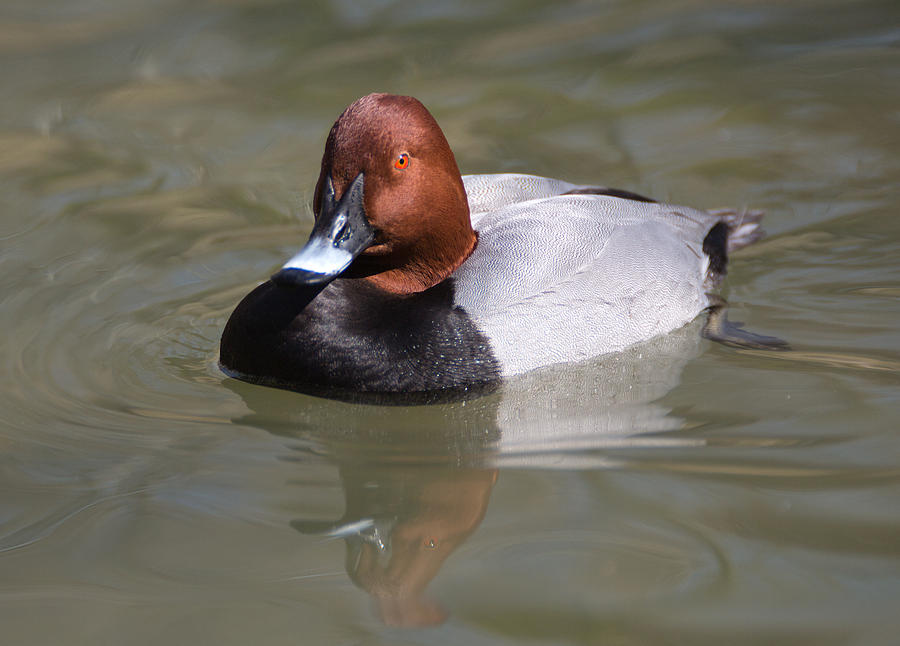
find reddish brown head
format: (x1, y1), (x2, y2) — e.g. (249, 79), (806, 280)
(310, 93), (475, 294)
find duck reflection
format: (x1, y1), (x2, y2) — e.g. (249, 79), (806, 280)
(293, 463), (496, 626)
(224, 321), (705, 626)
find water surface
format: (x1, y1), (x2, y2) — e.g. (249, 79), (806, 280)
(1, 1), (899, 644)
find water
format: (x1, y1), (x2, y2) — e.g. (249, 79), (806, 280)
(2, 0), (899, 643)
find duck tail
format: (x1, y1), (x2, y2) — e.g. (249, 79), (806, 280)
(707, 207), (767, 252)
(701, 208), (766, 286)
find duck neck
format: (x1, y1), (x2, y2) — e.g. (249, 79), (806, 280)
(363, 228), (477, 295)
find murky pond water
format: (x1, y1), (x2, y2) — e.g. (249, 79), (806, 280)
(2, 0), (899, 643)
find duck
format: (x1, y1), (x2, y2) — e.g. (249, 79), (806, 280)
(220, 92), (780, 402)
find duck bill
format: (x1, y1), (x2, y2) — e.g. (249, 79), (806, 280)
(271, 173), (374, 287)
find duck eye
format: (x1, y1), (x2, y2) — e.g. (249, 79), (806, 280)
(393, 153), (410, 170)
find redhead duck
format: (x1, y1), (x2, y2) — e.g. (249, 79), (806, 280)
(220, 93), (781, 402)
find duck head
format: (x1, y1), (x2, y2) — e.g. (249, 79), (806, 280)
(271, 93), (476, 295)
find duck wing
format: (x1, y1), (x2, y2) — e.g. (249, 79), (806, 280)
(452, 191), (725, 376)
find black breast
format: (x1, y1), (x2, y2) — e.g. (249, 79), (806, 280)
(219, 278), (501, 403)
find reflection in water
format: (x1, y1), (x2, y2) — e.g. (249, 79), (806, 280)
(492, 322), (706, 466)
(294, 464), (496, 626)
(226, 321), (706, 625)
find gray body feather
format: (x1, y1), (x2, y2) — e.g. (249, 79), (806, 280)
(454, 174), (736, 376)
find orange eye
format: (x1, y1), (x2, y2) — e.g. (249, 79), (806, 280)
(394, 153), (410, 170)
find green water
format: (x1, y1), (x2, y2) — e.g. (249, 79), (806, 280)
(2, 1), (899, 643)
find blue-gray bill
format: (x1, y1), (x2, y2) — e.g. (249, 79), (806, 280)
(271, 173), (374, 287)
